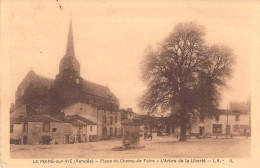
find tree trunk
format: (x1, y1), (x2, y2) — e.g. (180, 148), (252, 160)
(179, 116), (187, 141)
(178, 97), (188, 141)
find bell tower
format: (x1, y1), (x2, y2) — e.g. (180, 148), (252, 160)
(59, 20), (80, 77)
(51, 20), (83, 112)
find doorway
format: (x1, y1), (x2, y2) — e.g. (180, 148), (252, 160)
(102, 127), (107, 139)
(226, 125), (231, 134)
(23, 136), (27, 145)
(199, 127), (204, 136)
(42, 136), (51, 145)
(65, 135), (70, 144)
(77, 134), (81, 142)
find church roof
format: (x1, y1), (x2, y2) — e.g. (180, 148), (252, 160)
(66, 19), (75, 57)
(20, 69), (117, 101)
(82, 80), (118, 100)
(18, 70), (53, 91)
(10, 105), (27, 118)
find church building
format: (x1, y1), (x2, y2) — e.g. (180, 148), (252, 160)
(10, 21), (122, 144)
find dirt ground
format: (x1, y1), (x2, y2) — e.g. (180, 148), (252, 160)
(10, 135), (250, 158)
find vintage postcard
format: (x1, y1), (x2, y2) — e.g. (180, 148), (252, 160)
(1, 0), (260, 167)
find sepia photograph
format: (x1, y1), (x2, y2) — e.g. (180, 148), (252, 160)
(1, 0), (259, 167)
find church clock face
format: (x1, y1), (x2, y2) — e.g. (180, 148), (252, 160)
(76, 78), (80, 84)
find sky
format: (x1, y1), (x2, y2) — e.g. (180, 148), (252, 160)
(2, 0), (258, 113)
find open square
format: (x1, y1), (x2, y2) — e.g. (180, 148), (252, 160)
(10, 135), (250, 158)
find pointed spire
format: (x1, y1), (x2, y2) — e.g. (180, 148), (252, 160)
(66, 19), (75, 57)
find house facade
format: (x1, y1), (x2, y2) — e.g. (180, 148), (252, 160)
(66, 114), (97, 142)
(191, 101), (251, 136)
(62, 102), (122, 140)
(10, 115), (72, 145)
(10, 114), (99, 145)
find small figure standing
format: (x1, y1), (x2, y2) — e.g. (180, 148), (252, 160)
(144, 131), (148, 141)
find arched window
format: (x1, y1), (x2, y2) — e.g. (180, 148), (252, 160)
(115, 127), (117, 136)
(110, 116), (113, 125)
(110, 127), (113, 136)
(115, 116), (117, 124)
(103, 116), (106, 124)
(23, 122), (28, 132)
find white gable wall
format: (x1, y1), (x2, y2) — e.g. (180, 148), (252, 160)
(62, 102), (98, 124)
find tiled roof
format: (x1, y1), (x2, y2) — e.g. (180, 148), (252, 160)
(26, 115), (60, 122)
(63, 116), (85, 126)
(48, 115), (72, 123)
(67, 115), (96, 125)
(10, 117), (26, 124)
(72, 120), (86, 126)
(10, 115), (72, 123)
(217, 109), (249, 115)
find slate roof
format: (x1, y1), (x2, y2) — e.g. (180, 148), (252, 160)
(82, 80), (118, 100)
(20, 70), (117, 101)
(229, 102), (250, 114)
(18, 70), (53, 91)
(34, 73), (53, 88)
(10, 105), (27, 118)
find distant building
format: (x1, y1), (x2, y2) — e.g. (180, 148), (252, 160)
(120, 108), (139, 121)
(191, 101), (251, 136)
(10, 20), (121, 144)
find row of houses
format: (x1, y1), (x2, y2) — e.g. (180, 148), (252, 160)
(10, 103), (138, 145)
(157, 101), (251, 137)
(190, 101), (251, 137)
(10, 101), (250, 145)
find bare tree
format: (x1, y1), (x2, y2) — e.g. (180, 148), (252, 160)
(139, 22), (235, 141)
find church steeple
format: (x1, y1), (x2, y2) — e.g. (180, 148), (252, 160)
(59, 20), (80, 76)
(66, 19), (75, 57)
